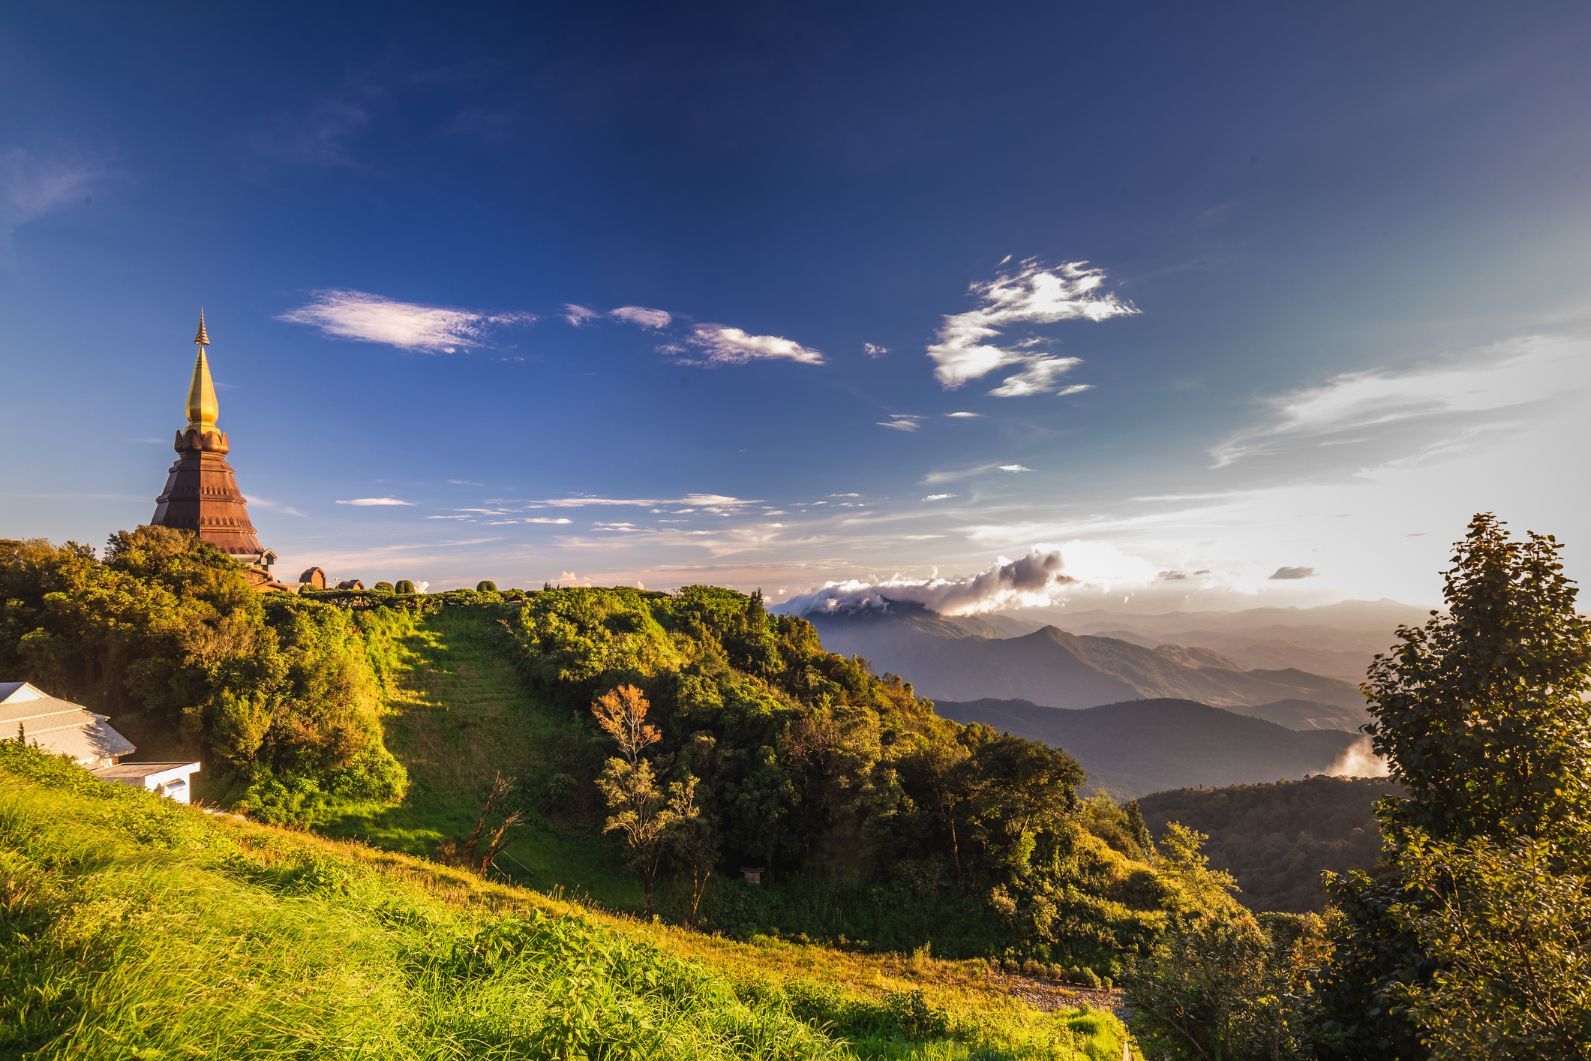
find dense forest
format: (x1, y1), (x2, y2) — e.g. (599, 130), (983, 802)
(1137, 776), (1399, 912)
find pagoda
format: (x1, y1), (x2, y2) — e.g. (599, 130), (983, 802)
(150, 312), (278, 584)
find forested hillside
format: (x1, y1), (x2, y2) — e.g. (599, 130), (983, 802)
(1137, 776), (1399, 911)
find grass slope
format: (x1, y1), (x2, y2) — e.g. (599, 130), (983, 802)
(0, 744), (1128, 1059)
(320, 607), (640, 908)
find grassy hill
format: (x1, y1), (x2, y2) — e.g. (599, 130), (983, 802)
(0, 740), (1129, 1059)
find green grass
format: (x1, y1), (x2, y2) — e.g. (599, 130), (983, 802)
(319, 607), (641, 908)
(0, 743), (1129, 1059)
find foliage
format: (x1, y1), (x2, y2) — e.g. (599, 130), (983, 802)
(0, 741), (1128, 1059)
(1124, 825), (1329, 1059)
(501, 585), (1170, 967)
(1137, 776), (1399, 912)
(1389, 830), (1591, 1059)
(476, 579), (498, 593)
(1364, 512), (1591, 842)
(1320, 513), (1591, 1058)
(394, 579), (416, 594)
(0, 529), (405, 822)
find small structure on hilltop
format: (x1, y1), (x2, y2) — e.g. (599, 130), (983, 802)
(149, 311), (281, 587)
(0, 681), (201, 802)
(335, 578), (365, 590)
(146, 312), (365, 593)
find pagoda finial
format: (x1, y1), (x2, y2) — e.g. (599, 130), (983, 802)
(185, 310), (220, 432)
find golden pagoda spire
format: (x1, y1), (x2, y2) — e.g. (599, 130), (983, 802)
(185, 309), (220, 432)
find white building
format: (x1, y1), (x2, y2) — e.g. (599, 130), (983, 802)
(0, 681), (201, 803)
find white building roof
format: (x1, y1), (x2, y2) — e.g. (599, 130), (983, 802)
(0, 681), (137, 765)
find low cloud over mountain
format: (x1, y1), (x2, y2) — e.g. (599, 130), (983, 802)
(781, 548), (1074, 617)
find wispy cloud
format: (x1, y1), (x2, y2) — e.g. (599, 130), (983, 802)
(678, 324), (824, 366)
(1211, 335), (1582, 467)
(609, 305), (672, 329)
(878, 415), (922, 432)
(928, 258), (1135, 396)
(922, 461), (1035, 485)
(921, 493), (956, 502)
(532, 493), (759, 515)
(946, 411), (982, 419)
(564, 303), (600, 326)
(1, 149), (104, 243)
(864, 342), (889, 358)
(336, 496), (414, 507)
(250, 496), (307, 518)
(279, 290), (534, 353)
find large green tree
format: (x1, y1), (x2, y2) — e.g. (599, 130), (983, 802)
(1321, 513), (1591, 1058)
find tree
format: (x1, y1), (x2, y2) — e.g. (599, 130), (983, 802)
(444, 772), (525, 876)
(665, 775), (718, 925)
(394, 579), (416, 594)
(1127, 826), (1326, 1059)
(372, 581), (394, 593)
(477, 580), (498, 593)
(1364, 513), (1591, 842)
(591, 684), (695, 913)
(592, 684), (661, 764)
(1321, 514), (1591, 1057)
(1125, 799), (1154, 858)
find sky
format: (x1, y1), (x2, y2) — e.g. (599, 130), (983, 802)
(2, 2), (1589, 611)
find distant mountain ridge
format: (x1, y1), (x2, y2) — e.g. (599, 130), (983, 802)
(807, 604), (1368, 729)
(933, 697), (1362, 798)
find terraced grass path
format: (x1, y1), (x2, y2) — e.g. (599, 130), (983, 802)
(319, 607), (642, 908)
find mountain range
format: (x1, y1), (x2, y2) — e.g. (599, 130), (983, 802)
(934, 697), (1365, 798)
(807, 604), (1369, 730)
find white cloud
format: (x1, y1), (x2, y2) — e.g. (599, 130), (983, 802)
(524, 517), (574, 525)
(532, 493), (759, 515)
(921, 493), (956, 502)
(878, 415), (922, 432)
(336, 497), (414, 507)
(927, 259), (1135, 396)
(946, 411), (982, 418)
(1211, 336), (1581, 467)
(609, 305), (672, 329)
(249, 496), (307, 518)
(1, 149), (103, 242)
(782, 548), (1074, 617)
(987, 358), (1091, 399)
(679, 324), (824, 366)
(864, 342), (889, 357)
(922, 461), (1034, 485)
(564, 304), (600, 326)
(279, 290), (534, 353)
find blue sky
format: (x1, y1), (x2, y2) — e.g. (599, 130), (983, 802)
(3, 2), (1589, 608)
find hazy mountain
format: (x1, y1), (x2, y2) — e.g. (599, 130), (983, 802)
(934, 697), (1363, 798)
(1009, 599), (1428, 682)
(809, 604), (1368, 726)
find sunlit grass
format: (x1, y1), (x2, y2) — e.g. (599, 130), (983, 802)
(1, 745), (1129, 1059)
